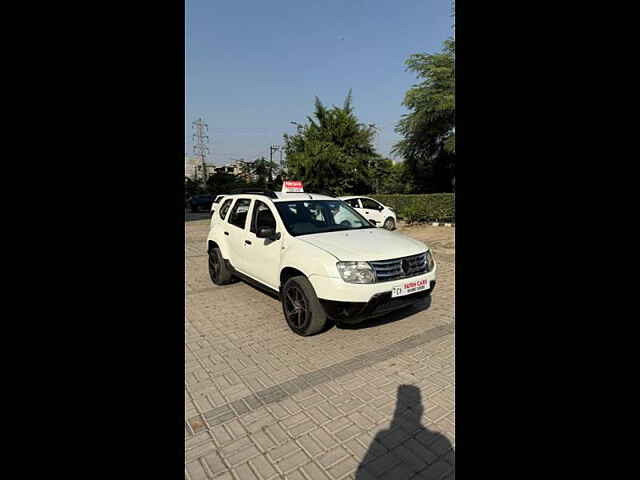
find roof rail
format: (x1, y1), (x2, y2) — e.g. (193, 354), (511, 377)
(229, 189), (278, 198)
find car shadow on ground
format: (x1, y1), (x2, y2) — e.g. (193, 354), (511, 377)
(331, 294), (432, 332)
(219, 274), (432, 334)
(355, 385), (454, 479)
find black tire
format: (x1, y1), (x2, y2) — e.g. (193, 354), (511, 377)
(383, 217), (396, 230)
(208, 247), (233, 285)
(281, 275), (327, 336)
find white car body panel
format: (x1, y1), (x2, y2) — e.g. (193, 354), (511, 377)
(298, 228), (425, 261)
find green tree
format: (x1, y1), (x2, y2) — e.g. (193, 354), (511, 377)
(283, 91), (379, 196)
(185, 176), (206, 198)
(393, 38), (455, 193)
(205, 171), (245, 195)
(241, 157), (279, 188)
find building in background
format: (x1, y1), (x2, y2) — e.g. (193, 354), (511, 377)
(185, 156), (198, 179)
(214, 161), (254, 182)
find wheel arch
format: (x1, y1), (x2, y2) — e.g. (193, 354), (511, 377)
(280, 266), (307, 288)
(207, 238), (230, 260)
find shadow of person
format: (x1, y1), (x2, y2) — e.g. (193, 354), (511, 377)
(355, 385), (454, 480)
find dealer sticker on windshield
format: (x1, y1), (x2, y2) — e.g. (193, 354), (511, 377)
(391, 279), (430, 298)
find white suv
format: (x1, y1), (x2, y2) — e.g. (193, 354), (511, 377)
(339, 196), (397, 230)
(207, 190), (436, 336)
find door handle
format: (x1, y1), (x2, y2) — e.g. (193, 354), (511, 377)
(244, 240), (252, 245)
(224, 232), (229, 236)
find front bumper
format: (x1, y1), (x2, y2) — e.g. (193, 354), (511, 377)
(319, 279), (436, 324)
(309, 268), (436, 303)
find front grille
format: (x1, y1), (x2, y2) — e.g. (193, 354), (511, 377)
(369, 252), (428, 282)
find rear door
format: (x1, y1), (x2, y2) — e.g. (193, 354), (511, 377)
(224, 198), (253, 270)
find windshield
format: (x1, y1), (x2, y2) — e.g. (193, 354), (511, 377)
(274, 200), (374, 236)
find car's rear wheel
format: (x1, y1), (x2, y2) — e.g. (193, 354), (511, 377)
(208, 247), (233, 285)
(282, 276), (327, 336)
(383, 217), (396, 230)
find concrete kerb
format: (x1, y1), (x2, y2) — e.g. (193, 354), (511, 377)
(397, 221), (455, 228)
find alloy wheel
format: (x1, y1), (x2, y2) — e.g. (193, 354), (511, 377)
(284, 285), (308, 329)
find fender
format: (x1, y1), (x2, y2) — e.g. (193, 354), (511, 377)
(207, 225), (231, 260)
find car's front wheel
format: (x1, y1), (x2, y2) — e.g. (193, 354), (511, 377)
(282, 276), (327, 336)
(383, 217), (396, 230)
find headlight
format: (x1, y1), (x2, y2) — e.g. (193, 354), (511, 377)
(336, 261), (376, 284)
(425, 250), (435, 272)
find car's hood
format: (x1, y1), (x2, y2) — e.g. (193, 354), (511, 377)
(298, 228), (427, 261)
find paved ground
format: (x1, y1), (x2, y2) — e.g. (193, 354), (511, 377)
(185, 218), (455, 480)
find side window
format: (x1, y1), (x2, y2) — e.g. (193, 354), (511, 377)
(219, 199), (233, 220)
(250, 200), (277, 233)
(228, 198), (252, 229)
(361, 198), (381, 210)
(344, 198), (361, 208)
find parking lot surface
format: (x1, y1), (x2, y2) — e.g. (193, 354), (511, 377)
(185, 217), (455, 480)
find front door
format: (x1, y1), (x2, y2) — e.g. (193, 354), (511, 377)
(240, 200), (283, 289)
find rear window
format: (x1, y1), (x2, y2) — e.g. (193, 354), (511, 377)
(219, 199), (233, 220)
(361, 198), (381, 210)
(228, 199), (252, 229)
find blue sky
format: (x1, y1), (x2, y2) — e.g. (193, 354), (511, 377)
(186, 0), (452, 165)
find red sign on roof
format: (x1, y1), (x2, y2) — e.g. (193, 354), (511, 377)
(282, 180), (304, 193)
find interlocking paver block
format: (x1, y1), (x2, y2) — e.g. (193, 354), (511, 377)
(276, 450), (310, 474)
(282, 412), (309, 429)
(269, 441), (302, 462)
(265, 423), (290, 445)
(327, 456), (358, 479)
(289, 419), (317, 438)
(249, 454), (278, 480)
(317, 446), (350, 469)
(185, 460), (208, 480)
(324, 417), (352, 434)
(311, 428), (339, 451)
(418, 459), (452, 479)
(233, 463), (259, 480)
(252, 430), (277, 452)
(335, 425), (361, 442)
(363, 451), (402, 477)
(297, 434), (324, 458)
(403, 438), (438, 465)
(301, 462), (331, 480)
(202, 451), (229, 477)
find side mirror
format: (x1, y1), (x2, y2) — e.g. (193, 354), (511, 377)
(369, 219), (378, 226)
(257, 226), (280, 240)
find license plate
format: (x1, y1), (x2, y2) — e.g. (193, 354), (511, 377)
(391, 279), (430, 298)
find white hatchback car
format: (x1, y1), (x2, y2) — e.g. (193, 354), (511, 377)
(207, 188), (436, 336)
(339, 196), (397, 230)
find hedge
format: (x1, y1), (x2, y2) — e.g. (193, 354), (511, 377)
(369, 194), (455, 223)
